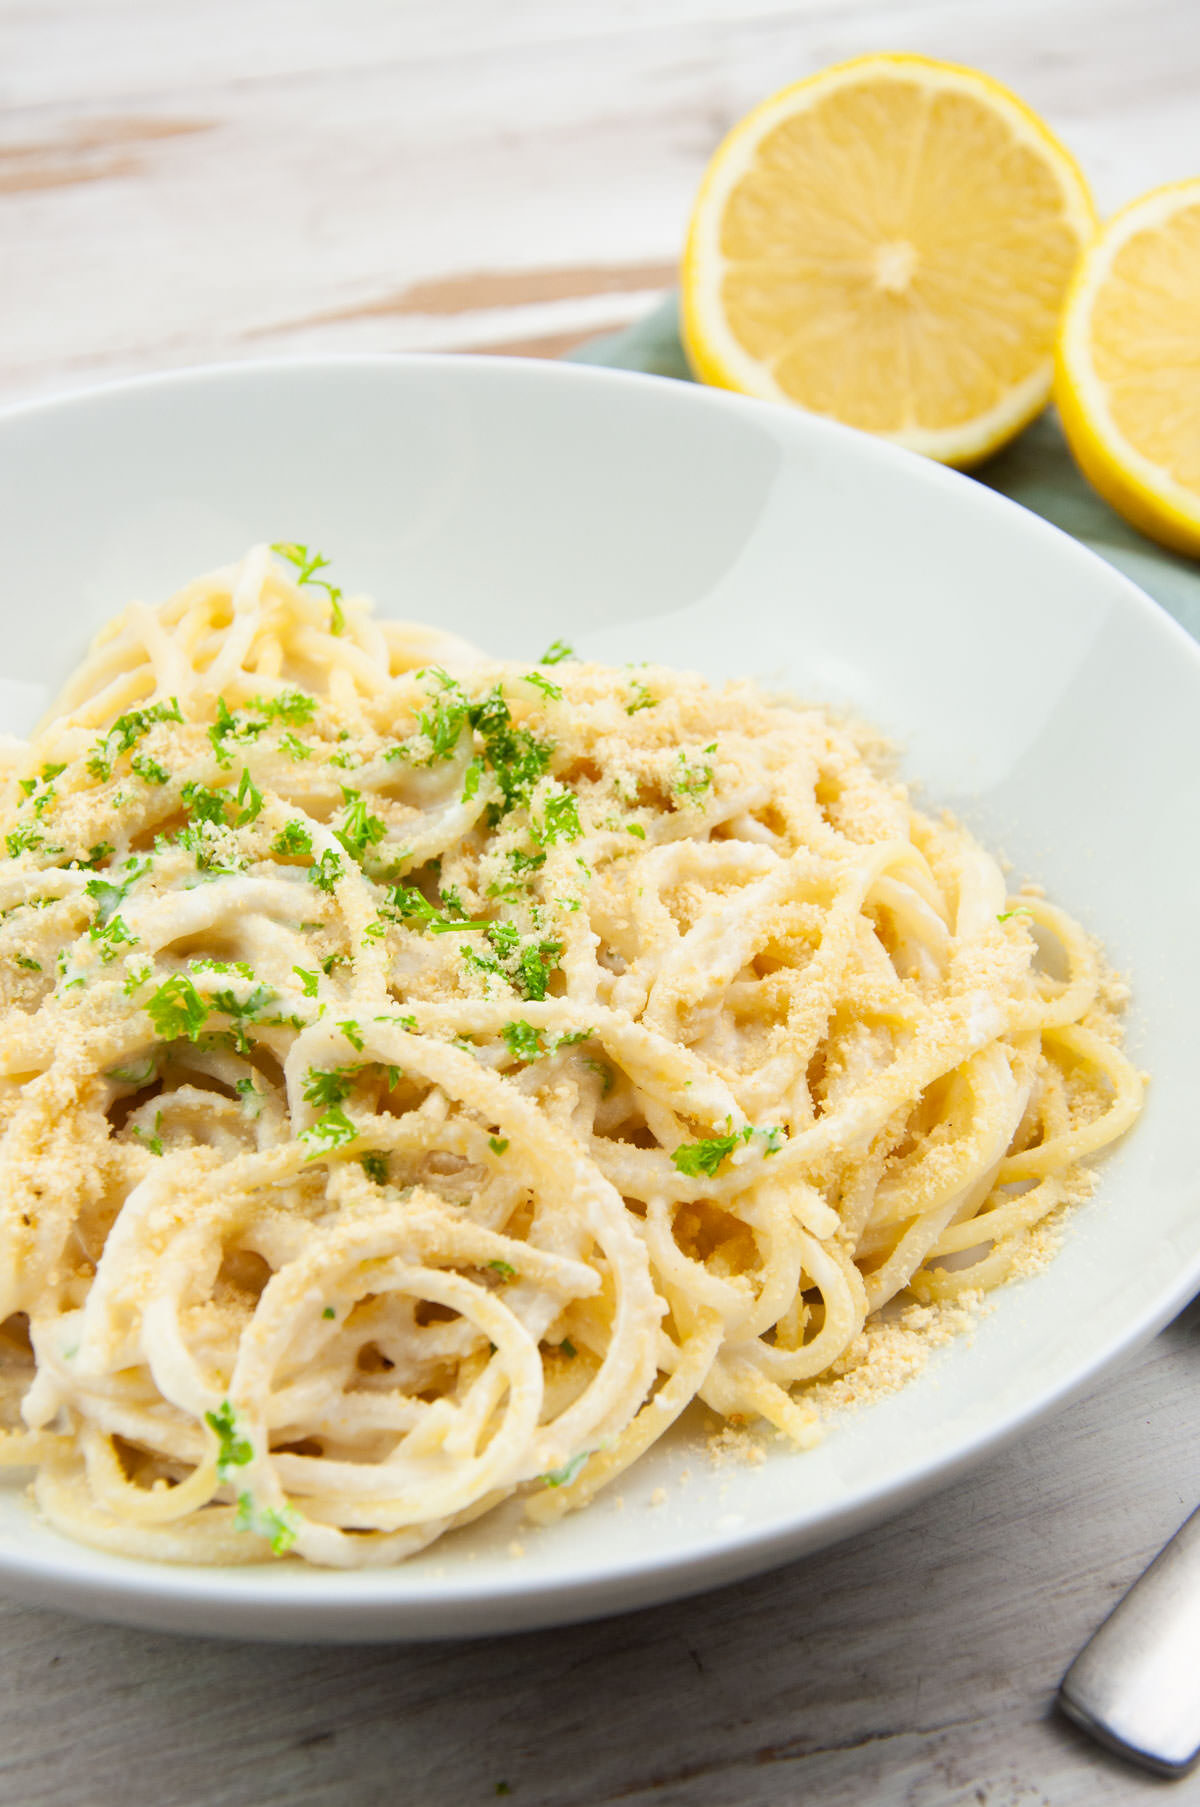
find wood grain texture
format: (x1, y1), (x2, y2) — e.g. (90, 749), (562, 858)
(2, 1303), (1197, 1807)
(2, 0), (1199, 403)
(2, 2), (1199, 1802)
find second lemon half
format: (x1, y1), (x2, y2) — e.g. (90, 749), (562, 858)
(681, 55), (1096, 466)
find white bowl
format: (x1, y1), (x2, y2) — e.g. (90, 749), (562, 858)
(1, 356), (1198, 1642)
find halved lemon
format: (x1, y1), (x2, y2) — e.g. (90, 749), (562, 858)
(1056, 178), (1200, 556)
(681, 54), (1096, 466)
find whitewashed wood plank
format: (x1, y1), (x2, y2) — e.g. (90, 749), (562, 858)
(2, 0), (1198, 404)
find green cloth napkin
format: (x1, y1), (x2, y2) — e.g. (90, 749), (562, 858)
(568, 295), (1200, 643)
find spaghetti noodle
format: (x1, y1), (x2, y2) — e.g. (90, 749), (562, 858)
(0, 547), (1142, 1566)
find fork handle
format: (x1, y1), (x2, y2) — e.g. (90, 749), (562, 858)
(1059, 1505), (1200, 1777)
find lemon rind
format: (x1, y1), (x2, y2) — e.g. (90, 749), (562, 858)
(1055, 176), (1200, 555)
(681, 52), (1097, 468)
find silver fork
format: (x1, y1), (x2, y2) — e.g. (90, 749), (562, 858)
(1059, 1505), (1200, 1776)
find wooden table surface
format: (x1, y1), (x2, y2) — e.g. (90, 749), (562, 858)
(3, 3), (1200, 1803)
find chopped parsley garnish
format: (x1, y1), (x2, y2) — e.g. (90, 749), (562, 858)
(487, 921), (520, 961)
(205, 1400), (253, 1479)
(271, 542), (346, 635)
(90, 912), (137, 962)
(467, 687), (553, 824)
(206, 983), (277, 1052)
(386, 884), (486, 935)
(673, 752), (714, 801)
(997, 906), (1034, 923)
(516, 939), (563, 1001)
(6, 825), (44, 858)
(256, 688), (317, 726)
(488, 1260), (516, 1280)
(86, 699), (183, 782)
(412, 668), (471, 764)
(625, 679), (656, 715)
(85, 859), (149, 925)
(461, 757), (484, 802)
(501, 1019), (544, 1063)
(322, 1306), (336, 1320)
(14, 953), (42, 973)
(235, 1076), (263, 1117)
(308, 849), (344, 893)
(292, 965), (320, 998)
(671, 1132), (744, 1178)
(559, 1340), (577, 1359)
(272, 821), (313, 857)
(300, 1106), (359, 1158)
(132, 1112), (165, 1157)
(524, 671), (563, 702)
(532, 786), (582, 847)
(359, 1151), (388, 1184)
(540, 1450), (589, 1488)
(488, 1136), (509, 1156)
(180, 781), (229, 825)
(279, 732), (311, 762)
(626, 823), (646, 839)
(145, 974), (209, 1042)
(106, 1055), (157, 1086)
(339, 1019), (364, 1051)
(234, 767), (263, 827)
(131, 753), (170, 785)
(539, 639), (575, 665)
(234, 1492), (299, 1556)
(334, 787), (386, 862)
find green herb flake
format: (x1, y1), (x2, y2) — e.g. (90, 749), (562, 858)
(145, 974), (209, 1042)
(272, 542), (346, 636)
(461, 757), (485, 803)
(501, 1020), (543, 1062)
(673, 753), (713, 802)
(524, 671), (563, 702)
(413, 668), (471, 764)
(205, 1400), (254, 1479)
(292, 966), (320, 998)
(359, 1150), (389, 1184)
(488, 1136), (509, 1156)
(540, 1450), (589, 1488)
(180, 781), (229, 826)
(272, 821), (313, 858)
(516, 939), (563, 1002)
(335, 787), (386, 862)
(322, 1306), (336, 1320)
(539, 640), (575, 666)
(308, 849), (345, 894)
(300, 1105), (359, 1159)
(14, 953), (42, 973)
(671, 1133), (742, 1178)
(488, 1260), (516, 1280)
(303, 1067), (356, 1108)
(131, 753), (170, 785)
(234, 767), (264, 827)
(532, 786), (582, 847)
(256, 688), (317, 727)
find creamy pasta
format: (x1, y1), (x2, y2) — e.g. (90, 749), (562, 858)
(0, 546), (1142, 1567)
